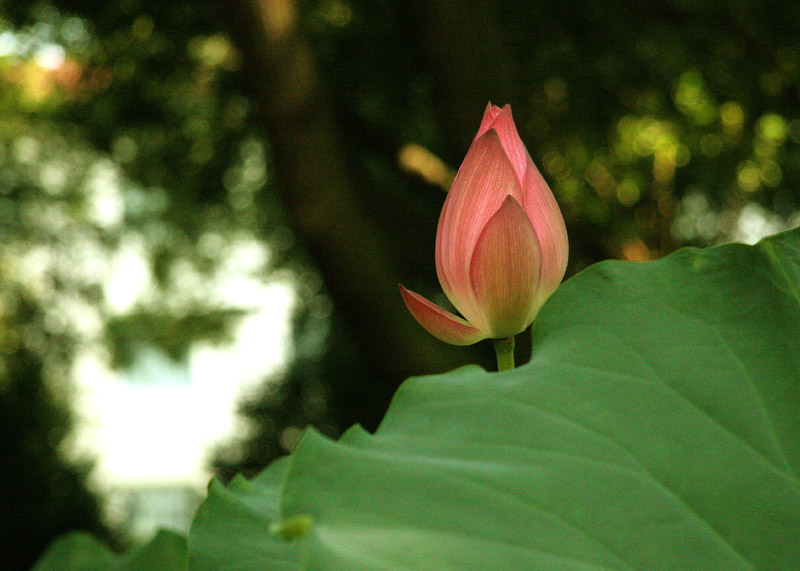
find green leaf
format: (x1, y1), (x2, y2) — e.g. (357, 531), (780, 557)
(31, 530), (187, 571)
(188, 457), (303, 571)
(31, 532), (115, 571)
(110, 530), (188, 571)
(189, 228), (800, 570)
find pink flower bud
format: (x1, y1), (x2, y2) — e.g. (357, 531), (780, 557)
(400, 103), (568, 345)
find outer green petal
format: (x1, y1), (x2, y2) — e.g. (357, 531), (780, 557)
(399, 285), (488, 346)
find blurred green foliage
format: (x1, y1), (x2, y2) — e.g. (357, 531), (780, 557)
(1, 0), (799, 566)
(0, 303), (113, 570)
(31, 529), (186, 571)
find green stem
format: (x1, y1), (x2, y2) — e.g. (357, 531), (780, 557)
(493, 336), (515, 371)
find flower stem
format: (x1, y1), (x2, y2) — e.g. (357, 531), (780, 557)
(493, 337), (515, 371)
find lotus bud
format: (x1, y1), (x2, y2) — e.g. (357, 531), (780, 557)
(400, 103), (568, 346)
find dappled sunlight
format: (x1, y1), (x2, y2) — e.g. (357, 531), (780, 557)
(0, 6), (299, 548)
(71, 279), (293, 493)
(397, 143), (455, 191)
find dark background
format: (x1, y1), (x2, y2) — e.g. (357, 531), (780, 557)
(2, 0), (799, 567)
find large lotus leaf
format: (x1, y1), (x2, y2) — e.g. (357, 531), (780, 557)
(31, 529), (186, 571)
(109, 529), (187, 571)
(189, 456), (302, 570)
(189, 228), (800, 571)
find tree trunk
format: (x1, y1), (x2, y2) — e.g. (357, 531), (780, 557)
(224, 0), (469, 381)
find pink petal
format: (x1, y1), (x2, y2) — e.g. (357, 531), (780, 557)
(476, 103), (503, 138)
(399, 285), (487, 346)
(521, 154), (569, 318)
(468, 196), (541, 339)
(436, 130), (522, 329)
(480, 105), (527, 186)
(480, 104), (569, 296)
